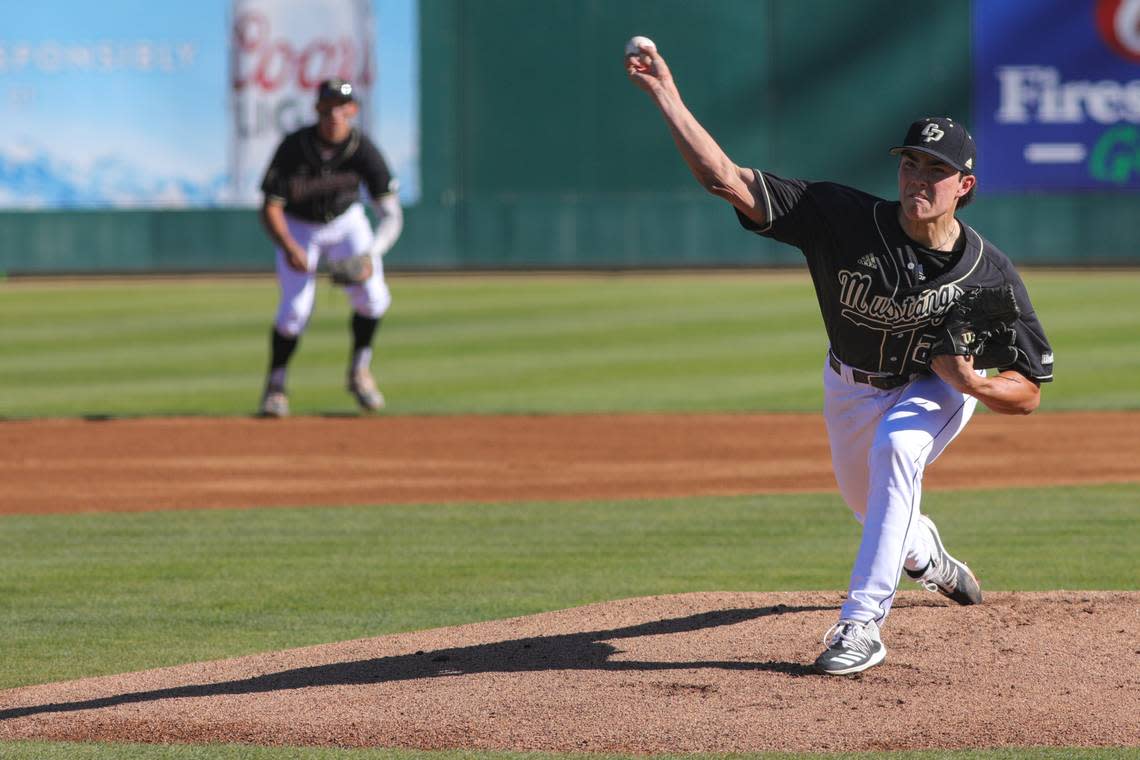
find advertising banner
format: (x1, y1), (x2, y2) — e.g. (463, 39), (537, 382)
(0, 0), (418, 209)
(973, 0), (1140, 190)
(230, 0), (374, 204)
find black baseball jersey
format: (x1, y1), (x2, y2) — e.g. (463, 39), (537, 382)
(736, 173), (1054, 383)
(261, 126), (397, 223)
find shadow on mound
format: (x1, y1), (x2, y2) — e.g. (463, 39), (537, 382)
(0, 603), (828, 722)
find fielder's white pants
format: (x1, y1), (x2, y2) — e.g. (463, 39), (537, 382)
(274, 202), (392, 336)
(822, 351), (980, 626)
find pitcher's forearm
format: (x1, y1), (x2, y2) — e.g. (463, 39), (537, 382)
(651, 87), (741, 197)
(969, 371), (1041, 415)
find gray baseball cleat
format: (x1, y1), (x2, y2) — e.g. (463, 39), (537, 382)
(347, 367), (385, 412)
(259, 387), (289, 418)
(906, 515), (983, 605)
(814, 618), (886, 676)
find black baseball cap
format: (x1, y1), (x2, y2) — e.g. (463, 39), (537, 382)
(316, 78), (356, 103)
(889, 117), (976, 174)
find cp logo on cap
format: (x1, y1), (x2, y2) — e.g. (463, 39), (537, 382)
(921, 123), (945, 142)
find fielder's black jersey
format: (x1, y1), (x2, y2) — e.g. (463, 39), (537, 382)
(261, 126), (397, 223)
(736, 173), (1054, 383)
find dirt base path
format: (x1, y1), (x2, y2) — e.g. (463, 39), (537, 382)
(0, 591), (1136, 753)
(2, 411), (1138, 514)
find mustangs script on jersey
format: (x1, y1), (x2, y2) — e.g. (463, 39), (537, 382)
(837, 270), (962, 331)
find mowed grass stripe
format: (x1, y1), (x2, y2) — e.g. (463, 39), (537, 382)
(0, 485), (1134, 690)
(1, 270), (1138, 415)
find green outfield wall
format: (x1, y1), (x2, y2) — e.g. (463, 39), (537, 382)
(2, 0), (1136, 274)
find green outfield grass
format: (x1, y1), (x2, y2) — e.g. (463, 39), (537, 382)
(0, 485), (1135, 688)
(1, 269), (1137, 418)
(2, 271), (1138, 759)
(0, 485), (1137, 759)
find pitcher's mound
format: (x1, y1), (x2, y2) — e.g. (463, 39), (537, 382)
(0, 591), (1136, 753)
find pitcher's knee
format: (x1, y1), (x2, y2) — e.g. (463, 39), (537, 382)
(868, 431), (931, 471)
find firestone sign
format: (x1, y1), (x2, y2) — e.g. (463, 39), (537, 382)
(973, 0), (1140, 190)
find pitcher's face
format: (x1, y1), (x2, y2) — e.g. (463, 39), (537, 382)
(897, 150), (974, 222)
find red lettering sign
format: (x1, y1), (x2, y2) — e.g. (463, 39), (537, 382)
(231, 10), (369, 93)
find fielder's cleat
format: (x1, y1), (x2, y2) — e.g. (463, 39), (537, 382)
(259, 388), (289, 418)
(347, 367), (385, 412)
(814, 619), (886, 676)
(906, 515), (983, 605)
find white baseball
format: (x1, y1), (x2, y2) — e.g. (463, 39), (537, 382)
(625, 36), (656, 56)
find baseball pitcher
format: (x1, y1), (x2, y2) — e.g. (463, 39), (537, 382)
(626, 39), (1053, 675)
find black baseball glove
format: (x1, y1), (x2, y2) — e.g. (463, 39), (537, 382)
(928, 285), (1021, 370)
(328, 254), (374, 286)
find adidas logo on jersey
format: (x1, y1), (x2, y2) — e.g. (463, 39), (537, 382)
(858, 254), (878, 269)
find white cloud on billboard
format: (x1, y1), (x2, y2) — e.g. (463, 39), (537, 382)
(0, 0), (419, 209)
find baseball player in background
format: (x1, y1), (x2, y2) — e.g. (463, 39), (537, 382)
(257, 78), (402, 417)
(626, 41), (1053, 675)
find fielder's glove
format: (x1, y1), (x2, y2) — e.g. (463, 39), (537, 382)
(328, 254), (374, 286)
(928, 284), (1021, 370)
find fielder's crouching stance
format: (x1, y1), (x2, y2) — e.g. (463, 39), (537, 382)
(626, 40), (1054, 675)
(258, 78), (403, 417)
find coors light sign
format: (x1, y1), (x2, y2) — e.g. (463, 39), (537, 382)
(229, 0), (374, 204)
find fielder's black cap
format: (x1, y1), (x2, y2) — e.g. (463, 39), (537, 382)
(316, 78), (356, 103)
(889, 116), (976, 174)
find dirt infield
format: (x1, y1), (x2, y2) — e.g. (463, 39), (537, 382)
(2, 411), (1138, 752)
(2, 411), (1138, 514)
(0, 591), (1136, 753)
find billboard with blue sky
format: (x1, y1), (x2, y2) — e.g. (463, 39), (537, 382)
(0, 0), (418, 208)
(973, 0), (1140, 191)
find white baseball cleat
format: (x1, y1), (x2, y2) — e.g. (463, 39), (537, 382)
(814, 618), (886, 676)
(347, 368), (385, 412)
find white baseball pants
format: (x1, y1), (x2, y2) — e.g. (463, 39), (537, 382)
(822, 351), (980, 626)
(273, 202), (392, 336)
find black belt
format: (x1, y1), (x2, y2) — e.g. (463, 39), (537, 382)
(828, 352), (911, 390)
